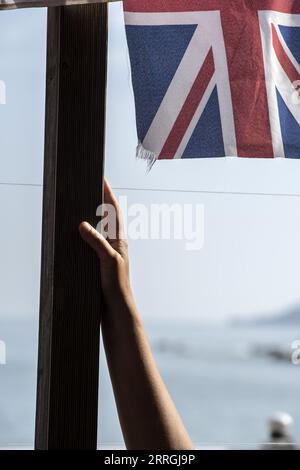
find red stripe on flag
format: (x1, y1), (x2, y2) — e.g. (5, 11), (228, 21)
(123, 0), (225, 12)
(272, 24), (300, 84)
(221, 7), (274, 157)
(252, 0), (300, 14)
(158, 48), (215, 160)
(124, 0), (300, 14)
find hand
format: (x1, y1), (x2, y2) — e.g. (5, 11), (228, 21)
(79, 179), (132, 304)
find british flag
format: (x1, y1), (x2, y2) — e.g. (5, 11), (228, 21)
(123, 0), (300, 161)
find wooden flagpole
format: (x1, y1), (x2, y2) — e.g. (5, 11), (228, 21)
(35, 3), (107, 449)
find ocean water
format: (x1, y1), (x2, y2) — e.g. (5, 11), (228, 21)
(0, 318), (299, 449)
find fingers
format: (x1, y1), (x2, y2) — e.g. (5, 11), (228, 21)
(104, 178), (119, 208)
(79, 221), (118, 261)
(103, 178), (125, 240)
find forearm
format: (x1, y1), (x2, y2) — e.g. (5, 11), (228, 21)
(79, 183), (194, 450)
(101, 292), (194, 450)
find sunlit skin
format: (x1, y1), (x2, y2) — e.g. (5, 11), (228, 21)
(79, 179), (194, 451)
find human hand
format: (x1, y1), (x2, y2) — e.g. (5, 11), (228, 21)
(79, 179), (132, 305)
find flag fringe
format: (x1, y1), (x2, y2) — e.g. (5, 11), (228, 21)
(136, 142), (157, 171)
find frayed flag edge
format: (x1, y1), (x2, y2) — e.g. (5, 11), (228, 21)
(136, 142), (157, 171)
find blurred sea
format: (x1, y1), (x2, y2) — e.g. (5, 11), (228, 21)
(0, 319), (299, 449)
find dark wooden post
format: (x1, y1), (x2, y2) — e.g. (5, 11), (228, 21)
(35, 3), (107, 449)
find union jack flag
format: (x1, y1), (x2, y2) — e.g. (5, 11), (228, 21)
(123, 0), (300, 162)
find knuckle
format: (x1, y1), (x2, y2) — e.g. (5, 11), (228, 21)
(110, 252), (121, 266)
(120, 240), (128, 252)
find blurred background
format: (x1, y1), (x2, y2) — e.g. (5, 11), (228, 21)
(0, 1), (299, 449)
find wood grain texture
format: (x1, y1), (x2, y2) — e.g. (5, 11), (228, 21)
(35, 4), (107, 449)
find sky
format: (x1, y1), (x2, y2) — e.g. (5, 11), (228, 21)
(1, 2), (300, 324)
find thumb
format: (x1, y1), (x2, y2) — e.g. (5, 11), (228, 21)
(79, 222), (118, 262)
